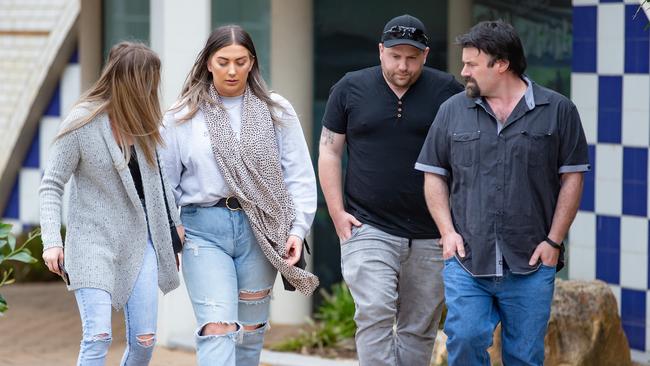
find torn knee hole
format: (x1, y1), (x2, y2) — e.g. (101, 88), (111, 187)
(136, 333), (155, 347)
(243, 323), (266, 331)
(239, 289), (270, 301)
(201, 322), (238, 335)
(90, 333), (111, 342)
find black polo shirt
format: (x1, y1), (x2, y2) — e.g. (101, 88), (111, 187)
(416, 79), (590, 276)
(323, 65), (463, 239)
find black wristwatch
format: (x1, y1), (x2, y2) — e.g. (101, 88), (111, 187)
(544, 236), (563, 249)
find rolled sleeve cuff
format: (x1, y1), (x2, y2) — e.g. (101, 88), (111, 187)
(414, 162), (449, 176)
(558, 164), (591, 174)
(42, 240), (64, 251)
(289, 226), (308, 240)
(41, 228), (64, 251)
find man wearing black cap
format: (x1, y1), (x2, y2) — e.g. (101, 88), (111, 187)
(318, 14), (462, 366)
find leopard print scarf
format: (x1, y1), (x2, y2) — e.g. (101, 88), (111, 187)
(201, 85), (319, 295)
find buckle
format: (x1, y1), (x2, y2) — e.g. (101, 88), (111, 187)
(225, 197), (241, 211)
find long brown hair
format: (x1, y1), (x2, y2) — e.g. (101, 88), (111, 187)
(175, 25), (282, 123)
(58, 41), (163, 166)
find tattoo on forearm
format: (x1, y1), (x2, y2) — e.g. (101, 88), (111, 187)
(320, 127), (335, 146)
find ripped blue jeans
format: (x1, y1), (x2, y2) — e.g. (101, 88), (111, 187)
(74, 239), (158, 366)
(181, 205), (277, 366)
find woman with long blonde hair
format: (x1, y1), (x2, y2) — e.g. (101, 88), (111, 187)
(159, 25), (318, 365)
(40, 41), (181, 365)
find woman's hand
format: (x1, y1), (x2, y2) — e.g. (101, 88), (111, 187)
(42, 247), (65, 276)
(175, 225), (185, 270)
(284, 235), (303, 266)
(176, 225), (185, 244)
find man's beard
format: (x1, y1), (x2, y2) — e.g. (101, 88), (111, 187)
(465, 77), (481, 98)
(386, 70), (416, 88)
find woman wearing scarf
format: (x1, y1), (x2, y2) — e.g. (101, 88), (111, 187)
(159, 25), (318, 366)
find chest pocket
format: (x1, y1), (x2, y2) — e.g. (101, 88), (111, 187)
(521, 131), (552, 167)
(451, 131), (481, 167)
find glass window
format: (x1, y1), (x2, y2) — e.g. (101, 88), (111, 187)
(102, 0), (150, 61)
(315, 0), (448, 102)
(473, 0), (572, 97)
(212, 0), (271, 82)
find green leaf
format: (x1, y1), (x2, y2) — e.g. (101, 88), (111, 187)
(0, 223), (11, 239)
(28, 228), (41, 240)
(0, 239), (6, 247)
(7, 235), (15, 251)
(0, 293), (7, 314)
(6, 251), (37, 264)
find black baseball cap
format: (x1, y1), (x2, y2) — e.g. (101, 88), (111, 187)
(381, 14), (429, 50)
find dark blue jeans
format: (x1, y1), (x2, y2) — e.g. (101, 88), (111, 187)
(443, 259), (556, 366)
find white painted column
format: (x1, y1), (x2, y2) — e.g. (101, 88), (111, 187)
(79, 0), (101, 92)
(151, 0), (211, 110)
(269, 0), (314, 325)
(151, 0), (211, 348)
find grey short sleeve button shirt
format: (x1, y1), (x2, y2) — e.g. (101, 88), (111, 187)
(415, 78), (590, 276)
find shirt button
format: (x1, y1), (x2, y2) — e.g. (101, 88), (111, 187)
(398, 114), (402, 118)
(496, 186), (501, 191)
(398, 108), (402, 112)
(398, 100), (402, 105)
(497, 159), (502, 163)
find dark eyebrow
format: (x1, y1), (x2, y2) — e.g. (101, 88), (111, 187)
(217, 56), (248, 61)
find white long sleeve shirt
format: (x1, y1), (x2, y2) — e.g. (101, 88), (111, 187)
(159, 93), (317, 240)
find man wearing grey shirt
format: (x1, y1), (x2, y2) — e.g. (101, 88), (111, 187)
(416, 21), (589, 365)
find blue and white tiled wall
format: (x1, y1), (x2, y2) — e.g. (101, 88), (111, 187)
(1, 52), (80, 233)
(570, 0), (650, 360)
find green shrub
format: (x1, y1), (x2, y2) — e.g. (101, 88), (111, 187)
(8, 227), (62, 283)
(271, 281), (449, 354)
(0, 222), (39, 314)
(271, 282), (356, 352)
(313, 281), (356, 338)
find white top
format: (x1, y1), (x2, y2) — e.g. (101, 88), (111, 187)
(159, 93), (317, 240)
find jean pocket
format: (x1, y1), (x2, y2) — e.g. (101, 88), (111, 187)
(444, 257), (457, 265)
(539, 263), (557, 270)
(340, 225), (363, 246)
(181, 205), (198, 216)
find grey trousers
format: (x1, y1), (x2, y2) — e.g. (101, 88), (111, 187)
(340, 224), (445, 366)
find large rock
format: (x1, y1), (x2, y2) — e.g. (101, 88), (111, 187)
(431, 279), (631, 366)
(431, 331), (448, 365)
(544, 279), (631, 366)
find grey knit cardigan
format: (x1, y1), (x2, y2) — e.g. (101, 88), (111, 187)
(39, 105), (180, 309)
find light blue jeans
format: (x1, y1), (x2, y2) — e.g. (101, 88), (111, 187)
(340, 224), (445, 366)
(74, 239), (159, 366)
(443, 258), (556, 366)
(181, 205), (277, 366)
